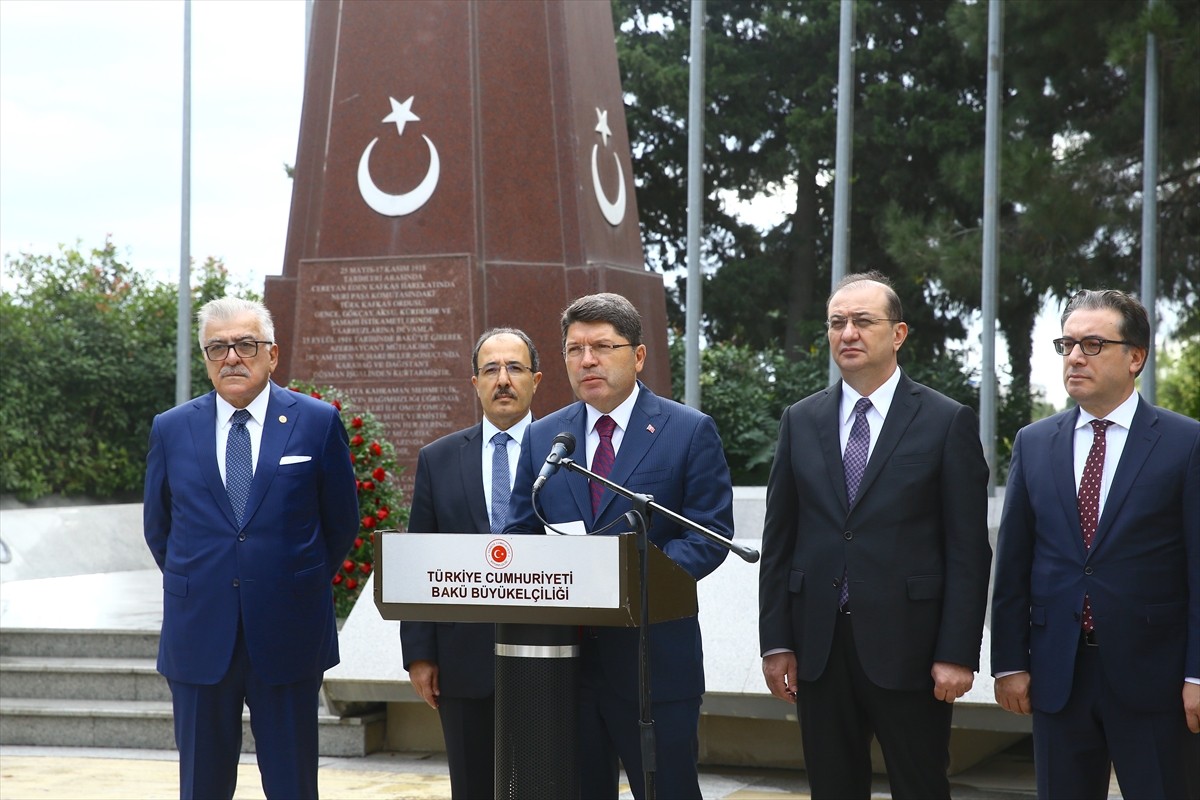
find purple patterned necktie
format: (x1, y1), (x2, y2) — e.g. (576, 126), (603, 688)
(590, 415), (617, 517)
(840, 397), (872, 609)
(1078, 419), (1112, 633)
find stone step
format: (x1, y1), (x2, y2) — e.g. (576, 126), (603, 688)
(0, 629), (160, 659)
(0, 655), (170, 702)
(0, 697), (386, 757)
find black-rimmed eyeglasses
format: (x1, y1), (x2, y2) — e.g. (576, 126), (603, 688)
(203, 340), (273, 361)
(1052, 337), (1132, 357)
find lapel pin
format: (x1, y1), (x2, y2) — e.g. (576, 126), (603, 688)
(646, 423), (655, 434)
(278, 415), (288, 424)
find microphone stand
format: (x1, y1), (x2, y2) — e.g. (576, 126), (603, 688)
(551, 458), (758, 800)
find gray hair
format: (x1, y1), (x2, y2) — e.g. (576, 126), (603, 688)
(197, 297), (276, 346)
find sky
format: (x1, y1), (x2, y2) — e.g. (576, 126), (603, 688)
(0, 0), (307, 293)
(0, 0), (1069, 407)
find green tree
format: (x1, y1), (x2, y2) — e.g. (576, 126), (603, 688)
(0, 241), (245, 501)
(1157, 334), (1200, 419)
(616, 0), (1198, 474)
(667, 329), (980, 481)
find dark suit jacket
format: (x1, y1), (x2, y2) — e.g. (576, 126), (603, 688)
(991, 398), (1200, 713)
(505, 382), (735, 703)
(758, 371), (992, 691)
(399, 423), (496, 698)
(143, 381), (360, 686)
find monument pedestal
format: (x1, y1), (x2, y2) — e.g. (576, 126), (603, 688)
(266, 0), (667, 495)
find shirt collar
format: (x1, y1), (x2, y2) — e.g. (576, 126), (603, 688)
(841, 366), (902, 424)
(1075, 390), (1139, 431)
(216, 384), (272, 428)
(586, 382), (640, 435)
(482, 411), (533, 445)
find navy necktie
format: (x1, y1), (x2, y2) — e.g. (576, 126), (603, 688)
(490, 431), (511, 535)
(591, 415), (617, 517)
(226, 409), (253, 526)
(840, 397), (872, 609)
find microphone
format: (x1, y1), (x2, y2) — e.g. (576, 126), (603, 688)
(532, 432), (576, 494)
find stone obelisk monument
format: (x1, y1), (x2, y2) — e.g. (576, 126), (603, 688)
(265, 0), (667, 493)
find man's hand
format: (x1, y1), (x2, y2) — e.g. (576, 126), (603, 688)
(762, 652), (798, 704)
(994, 672), (1033, 715)
(931, 661), (974, 703)
(408, 660), (440, 710)
(1183, 682), (1200, 734)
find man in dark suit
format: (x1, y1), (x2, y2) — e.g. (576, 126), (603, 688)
(505, 292), (735, 800)
(400, 327), (543, 799)
(143, 297), (359, 799)
(758, 271), (992, 799)
(992, 289), (1199, 798)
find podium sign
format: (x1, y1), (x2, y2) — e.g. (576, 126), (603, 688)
(375, 531), (698, 626)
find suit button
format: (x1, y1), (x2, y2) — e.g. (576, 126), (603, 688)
(1073, 612), (1080, 621)
(1084, 566), (1094, 575)
(232, 578), (240, 588)
(237, 533), (246, 542)
(833, 578), (841, 588)
(843, 531), (853, 540)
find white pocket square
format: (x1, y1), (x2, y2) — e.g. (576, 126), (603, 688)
(279, 455), (312, 465)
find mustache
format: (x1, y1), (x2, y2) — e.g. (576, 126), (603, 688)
(493, 388), (517, 400)
(220, 365), (251, 378)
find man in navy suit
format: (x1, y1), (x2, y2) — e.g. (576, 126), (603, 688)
(759, 271), (992, 799)
(400, 327), (543, 799)
(992, 289), (1199, 798)
(505, 292), (735, 800)
(144, 297), (359, 800)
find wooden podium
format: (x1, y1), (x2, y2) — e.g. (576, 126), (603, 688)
(375, 531), (698, 799)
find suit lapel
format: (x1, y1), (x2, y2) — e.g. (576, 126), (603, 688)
(814, 386), (849, 511)
(596, 385), (664, 522)
(241, 383), (298, 529)
(1051, 408), (1087, 559)
(1091, 399), (1158, 555)
(458, 424), (489, 533)
(186, 392), (239, 527)
(557, 404), (593, 523)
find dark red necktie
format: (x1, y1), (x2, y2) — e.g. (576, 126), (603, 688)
(1078, 419), (1112, 632)
(590, 415), (616, 517)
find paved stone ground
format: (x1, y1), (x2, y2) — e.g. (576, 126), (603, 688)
(0, 739), (1113, 800)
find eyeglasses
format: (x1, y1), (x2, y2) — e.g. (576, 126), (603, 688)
(563, 343), (635, 360)
(203, 340), (273, 361)
(1052, 337), (1133, 357)
(825, 315), (902, 332)
(478, 362), (534, 379)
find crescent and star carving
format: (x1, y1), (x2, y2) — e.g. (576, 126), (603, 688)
(590, 107), (627, 227)
(357, 97), (627, 227)
(357, 96), (441, 217)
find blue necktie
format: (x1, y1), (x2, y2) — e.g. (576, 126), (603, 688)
(840, 397), (872, 609)
(490, 431), (511, 535)
(226, 409), (253, 526)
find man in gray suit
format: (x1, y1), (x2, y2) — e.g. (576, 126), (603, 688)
(400, 327), (542, 799)
(759, 271), (992, 799)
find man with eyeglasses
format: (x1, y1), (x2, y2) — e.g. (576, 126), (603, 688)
(505, 292), (735, 800)
(400, 327), (543, 799)
(992, 289), (1199, 798)
(143, 296), (360, 799)
(759, 271), (992, 799)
